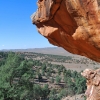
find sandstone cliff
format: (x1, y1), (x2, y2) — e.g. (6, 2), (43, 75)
(31, 0), (100, 62)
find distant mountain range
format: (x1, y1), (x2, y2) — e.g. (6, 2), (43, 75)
(0, 47), (78, 56)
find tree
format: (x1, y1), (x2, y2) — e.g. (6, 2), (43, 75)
(42, 69), (45, 76)
(33, 84), (42, 99)
(66, 78), (76, 95)
(42, 84), (50, 99)
(55, 76), (61, 84)
(38, 73), (42, 82)
(49, 89), (59, 100)
(58, 89), (68, 99)
(42, 64), (46, 71)
(0, 52), (35, 100)
(75, 76), (86, 94)
(51, 77), (54, 83)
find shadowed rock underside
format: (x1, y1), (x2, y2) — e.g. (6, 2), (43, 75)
(31, 0), (100, 62)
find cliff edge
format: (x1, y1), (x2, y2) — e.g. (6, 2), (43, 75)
(31, 0), (100, 62)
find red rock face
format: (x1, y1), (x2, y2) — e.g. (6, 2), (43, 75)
(31, 0), (100, 62)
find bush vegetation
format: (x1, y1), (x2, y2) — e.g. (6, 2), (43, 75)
(0, 52), (86, 100)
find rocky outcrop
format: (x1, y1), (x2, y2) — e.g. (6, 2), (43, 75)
(31, 1), (100, 99)
(31, 0), (100, 62)
(81, 69), (100, 100)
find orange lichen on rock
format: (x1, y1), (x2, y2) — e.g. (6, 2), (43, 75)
(31, 0), (100, 62)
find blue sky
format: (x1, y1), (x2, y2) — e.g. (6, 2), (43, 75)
(0, 0), (54, 50)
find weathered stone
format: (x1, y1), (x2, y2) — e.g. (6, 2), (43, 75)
(81, 69), (100, 100)
(31, 0), (100, 62)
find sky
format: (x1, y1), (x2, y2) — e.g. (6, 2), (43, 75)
(0, 0), (54, 50)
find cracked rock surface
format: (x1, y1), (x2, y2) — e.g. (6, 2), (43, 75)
(31, 0), (100, 62)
